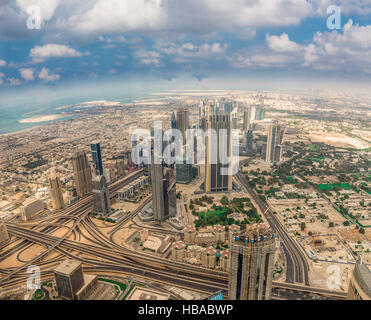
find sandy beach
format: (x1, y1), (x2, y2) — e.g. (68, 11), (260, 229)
(18, 113), (73, 124)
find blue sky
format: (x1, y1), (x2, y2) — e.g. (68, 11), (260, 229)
(0, 0), (370, 99)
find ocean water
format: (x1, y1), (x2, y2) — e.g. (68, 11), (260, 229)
(0, 91), (153, 135)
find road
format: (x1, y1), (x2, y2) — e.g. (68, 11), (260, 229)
(235, 171), (309, 285)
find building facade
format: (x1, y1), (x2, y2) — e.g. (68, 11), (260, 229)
(228, 230), (277, 300)
(48, 171), (64, 210)
(205, 114), (233, 193)
(92, 175), (110, 215)
(347, 257), (371, 300)
(72, 151), (92, 197)
(91, 142), (104, 176)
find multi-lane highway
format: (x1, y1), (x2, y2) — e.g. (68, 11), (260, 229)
(235, 171), (309, 285)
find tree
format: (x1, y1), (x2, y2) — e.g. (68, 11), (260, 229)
(329, 222), (335, 228)
(343, 221), (350, 226)
(220, 196), (229, 207)
(300, 222), (306, 231)
(359, 228), (365, 234)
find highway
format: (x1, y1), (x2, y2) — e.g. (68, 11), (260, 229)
(235, 171), (310, 285)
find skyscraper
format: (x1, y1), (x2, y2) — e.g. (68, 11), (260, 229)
(92, 175), (110, 215)
(228, 229), (277, 300)
(150, 160), (165, 222)
(176, 161), (193, 184)
(176, 104), (189, 145)
(48, 170), (64, 210)
(72, 151), (92, 197)
(150, 157), (177, 222)
(171, 112), (177, 129)
(205, 114), (232, 193)
(243, 108), (250, 131)
(91, 142), (103, 176)
(266, 121), (285, 163)
(246, 130), (254, 156)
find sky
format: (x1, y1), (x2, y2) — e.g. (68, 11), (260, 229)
(0, 0), (370, 102)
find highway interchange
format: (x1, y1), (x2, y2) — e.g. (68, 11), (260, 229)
(0, 168), (347, 300)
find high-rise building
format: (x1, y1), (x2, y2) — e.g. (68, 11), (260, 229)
(246, 130), (254, 156)
(163, 168), (177, 219)
(150, 159), (177, 222)
(91, 142), (103, 176)
(0, 223), (9, 245)
(243, 108), (250, 131)
(171, 112), (177, 129)
(176, 104), (189, 145)
(72, 151), (92, 197)
(92, 175), (110, 215)
(347, 256), (371, 300)
(266, 121), (284, 163)
(54, 260), (84, 300)
(176, 158), (193, 184)
(205, 114), (232, 193)
(150, 161), (166, 222)
(228, 229), (277, 300)
(48, 170), (64, 210)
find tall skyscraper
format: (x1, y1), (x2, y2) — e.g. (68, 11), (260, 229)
(91, 142), (103, 176)
(176, 157), (193, 184)
(246, 130), (254, 156)
(266, 121), (285, 163)
(205, 114), (232, 193)
(72, 151), (92, 197)
(150, 160), (165, 222)
(171, 112), (177, 129)
(48, 170), (64, 210)
(176, 104), (189, 145)
(243, 108), (250, 131)
(228, 229), (277, 300)
(92, 175), (110, 215)
(150, 157), (177, 222)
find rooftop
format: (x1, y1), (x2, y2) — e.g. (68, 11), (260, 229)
(54, 259), (82, 276)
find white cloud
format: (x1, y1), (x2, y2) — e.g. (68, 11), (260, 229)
(134, 50), (161, 66)
(19, 68), (34, 81)
(60, 0), (166, 35)
(30, 44), (88, 62)
(231, 19), (371, 75)
(154, 41), (227, 61)
(16, 0), (61, 21)
(304, 20), (371, 71)
(38, 67), (60, 81)
(266, 33), (300, 52)
(0, 59), (6, 67)
(7, 78), (21, 86)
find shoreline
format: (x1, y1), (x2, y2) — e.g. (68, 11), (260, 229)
(0, 114), (82, 138)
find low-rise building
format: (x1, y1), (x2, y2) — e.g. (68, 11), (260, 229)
(21, 199), (45, 221)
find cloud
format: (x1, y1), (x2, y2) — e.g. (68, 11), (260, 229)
(0, 72), (4, 85)
(30, 44), (88, 62)
(0, 59), (6, 67)
(60, 0), (166, 35)
(303, 20), (371, 72)
(19, 68), (34, 81)
(134, 50), (161, 66)
(16, 0), (61, 21)
(7, 78), (21, 86)
(231, 19), (371, 75)
(266, 33), (300, 52)
(38, 67), (60, 81)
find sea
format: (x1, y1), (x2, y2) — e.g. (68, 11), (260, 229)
(0, 91), (155, 135)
